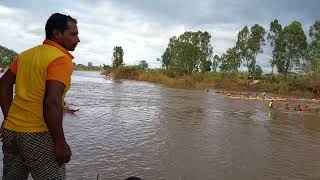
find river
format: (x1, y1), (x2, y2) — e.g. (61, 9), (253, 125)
(1, 71), (320, 180)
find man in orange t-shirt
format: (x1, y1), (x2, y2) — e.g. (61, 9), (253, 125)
(0, 13), (80, 179)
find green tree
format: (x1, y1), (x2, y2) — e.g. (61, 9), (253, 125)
(88, 62), (93, 67)
(253, 65), (263, 77)
(236, 24), (265, 75)
(160, 31), (213, 73)
(160, 37), (177, 69)
(202, 60), (212, 72)
(247, 24), (266, 75)
(103, 64), (111, 70)
(212, 55), (220, 72)
(236, 26), (250, 68)
(274, 21), (307, 75)
(174, 40), (196, 73)
(267, 19), (282, 74)
(307, 20), (320, 74)
(1, 56), (11, 67)
(219, 47), (240, 72)
(138, 60), (148, 69)
(112, 46), (124, 68)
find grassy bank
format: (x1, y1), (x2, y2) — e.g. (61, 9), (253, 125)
(74, 67), (104, 71)
(103, 67), (320, 99)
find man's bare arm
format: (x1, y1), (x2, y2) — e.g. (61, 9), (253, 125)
(43, 80), (71, 163)
(43, 80), (65, 142)
(0, 69), (16, 119)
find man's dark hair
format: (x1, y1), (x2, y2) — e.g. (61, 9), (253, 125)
(45, 13), (77, 39)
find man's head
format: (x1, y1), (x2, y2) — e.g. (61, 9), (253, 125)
(45, 13), (80, 51)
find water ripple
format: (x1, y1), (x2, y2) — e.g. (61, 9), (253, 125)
(1, 71), (320, 179)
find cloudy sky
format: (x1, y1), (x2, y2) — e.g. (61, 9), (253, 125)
(0, 0), (319, 71)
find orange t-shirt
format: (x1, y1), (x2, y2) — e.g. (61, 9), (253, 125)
(4, 39), (73, 132)
(10, 56), (72, 86)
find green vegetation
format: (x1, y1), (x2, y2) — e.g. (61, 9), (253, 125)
(112, 46), (124, 68)
(235, 24), (266, 77)
(109, 66), (320, 98)
(159, 31), (213, 74)
(105, 19), (320, 98)
(0, 45), (18, 67)
(73, 62), (105, 71)
(138, 60), (148, 69)
(153, 19), (320, 77)
(274, 21), (307, 75)
(308, 20), (320, 74)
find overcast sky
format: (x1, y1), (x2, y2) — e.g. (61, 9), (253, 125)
(0, 0), (319, 71)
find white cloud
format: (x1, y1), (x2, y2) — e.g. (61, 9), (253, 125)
(64, 1), (192, 67)
(0, 4), (16, 16)
(0, 0), (318, 70)
(0, 5), (42, 50)
(0, 1), (242, 68)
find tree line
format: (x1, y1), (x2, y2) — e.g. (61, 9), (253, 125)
(158, 19), (320, 77)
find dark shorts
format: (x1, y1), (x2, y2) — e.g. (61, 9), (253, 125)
(2, 129), (65, 180)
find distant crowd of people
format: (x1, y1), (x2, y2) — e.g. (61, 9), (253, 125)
(211, 90), (285, 100)
(268, 100), (319, 113)
(208, 89), (320, 114)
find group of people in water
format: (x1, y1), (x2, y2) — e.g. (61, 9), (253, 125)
(212, 90), (284, 100)
(209, 89), (320, 114)
(268, 100), (319, 113)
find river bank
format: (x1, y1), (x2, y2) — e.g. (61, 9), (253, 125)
(103, 67), (320, 99)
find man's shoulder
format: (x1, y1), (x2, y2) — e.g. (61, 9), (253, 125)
(19, 44), (67, 60)
(41, 44), (69, 58)
(19, 44), (42, 56)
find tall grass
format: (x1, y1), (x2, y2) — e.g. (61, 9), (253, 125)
(105, 67), (320, 98)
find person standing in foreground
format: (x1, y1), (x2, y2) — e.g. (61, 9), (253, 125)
(0, 13), (80, 179)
